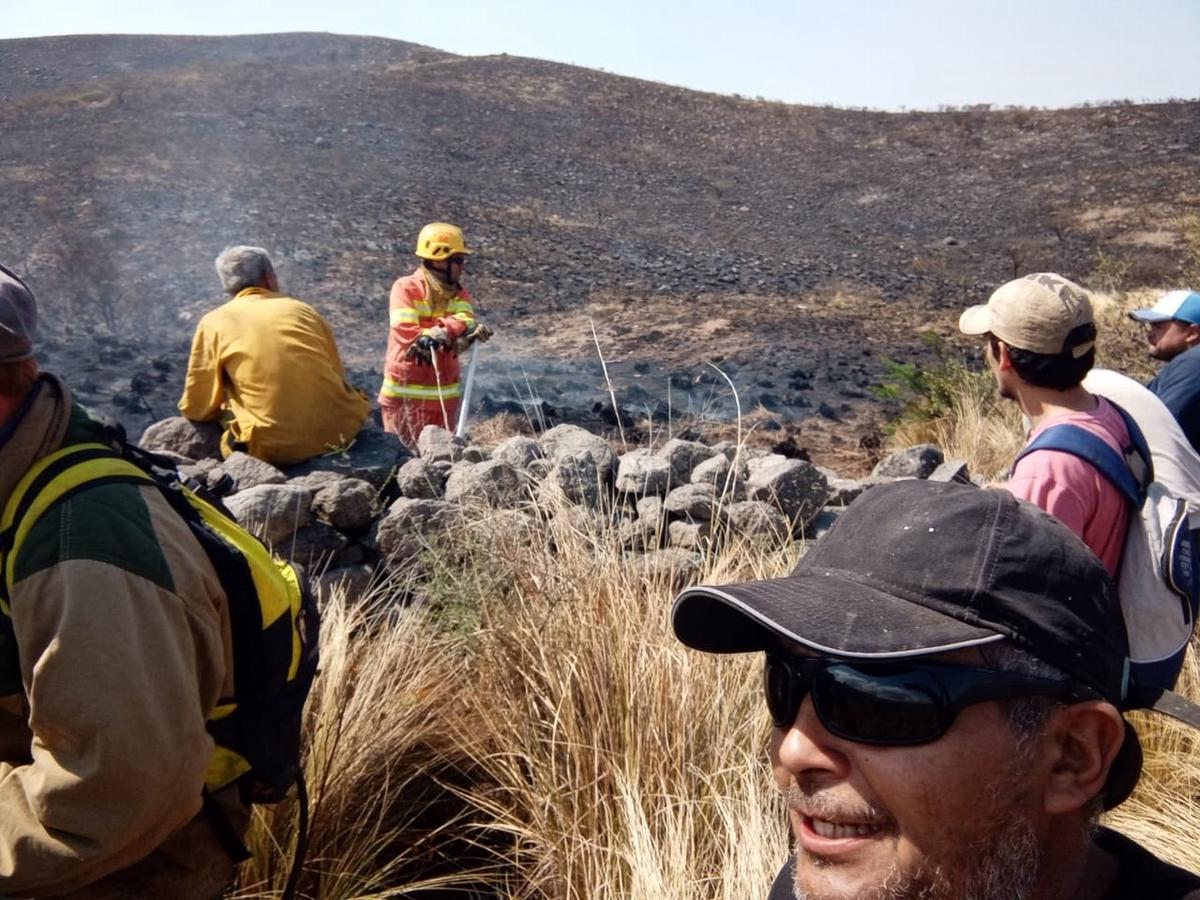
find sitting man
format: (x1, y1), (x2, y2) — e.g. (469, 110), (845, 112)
(378, 222), (492, 447)
(959, 272), (1131, 576)
(673, 479), (1200, 900)
(179, 245), (371, 465)
(1128, 289), (1200, 454)
(0, 263), (246, 897)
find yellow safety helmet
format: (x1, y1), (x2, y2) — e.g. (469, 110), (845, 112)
(415, 222), (471, 260)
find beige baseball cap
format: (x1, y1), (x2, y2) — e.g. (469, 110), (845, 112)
(959, 273), (1095, 357)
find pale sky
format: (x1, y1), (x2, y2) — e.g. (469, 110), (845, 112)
(3, 0), (1198, 109)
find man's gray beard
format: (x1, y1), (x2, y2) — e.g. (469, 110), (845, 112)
(789, 764), (1044, 900)
(791, 817), (1041, 900)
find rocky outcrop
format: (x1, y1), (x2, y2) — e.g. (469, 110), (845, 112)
(129, 412), (951, 601)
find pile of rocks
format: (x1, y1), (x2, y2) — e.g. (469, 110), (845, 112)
(140, 415), (966, 600)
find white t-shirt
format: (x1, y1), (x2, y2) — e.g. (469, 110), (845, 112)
(1083, 368), (1200, 527)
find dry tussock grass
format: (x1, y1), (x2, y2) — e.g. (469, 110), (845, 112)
(238, 397), (1199, 897)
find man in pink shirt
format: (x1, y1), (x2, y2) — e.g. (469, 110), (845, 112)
(959, 273), (1130, 575)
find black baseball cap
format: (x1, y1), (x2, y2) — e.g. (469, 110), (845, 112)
(674, 480), (1134, 702)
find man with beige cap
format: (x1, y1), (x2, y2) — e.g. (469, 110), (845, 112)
(959, 273), (1132, 575)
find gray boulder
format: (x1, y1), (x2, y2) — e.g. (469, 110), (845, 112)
(315, 563), (377, 602)
(376, 498), (459, 562)
(214, 451), (287, 492)
(542, 450), (607, 509)
(139, 417), (222, 461)
(312, 477), (378, 533)
(615, 449), (671, 496)
(817, 466), (868, 507)
(444, 459), (529, 508)
(618, 516), (661, 552)
(417, 426), (466, 464)
(283, 426), (410, 490)
(691, 453), (748, 497)
(178, 457), (221, 484)
(663, 482), (718, 521)
(396, 457), (447, 499)
(462, 444), (490, 463)
(724, 500), (790, 544)
(287, 470), (345, 491)
(491, 435), (544, 471)
(527, 457), (553, 480)
(668, 519), (712, 551)
(282, 521), (351, 568)
(745, 455), (829, 528)
(637, 548), (701, 591)
(872, 444), (944, 480)
(539, 424), (616, 482)
(928, 459), (972, 484)
(636, 495), (665, 525)
(471, 508), (540, 546)
(656, 438), (716, 485)
(224, 483), (313, 545)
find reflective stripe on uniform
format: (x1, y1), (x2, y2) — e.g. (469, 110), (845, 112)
(380, 378), (462, 400)
(390, 308), (420, 326)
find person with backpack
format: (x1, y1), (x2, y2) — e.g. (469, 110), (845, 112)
(0, 263), (286, 898)
(959, 272), (1132, 576)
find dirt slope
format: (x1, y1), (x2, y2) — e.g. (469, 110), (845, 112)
(1, 33), (1196, 469)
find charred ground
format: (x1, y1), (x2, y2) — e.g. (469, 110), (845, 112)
(1, 33), (1197, 470)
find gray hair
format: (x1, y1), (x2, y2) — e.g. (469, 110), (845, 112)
(215, 245), (275, 295)
(978, 642), (1071, 754)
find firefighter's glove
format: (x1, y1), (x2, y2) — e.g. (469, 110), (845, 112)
(406, 335), (437, 363)
(453, 322), (495, 353)
(426, 326), (451, 347)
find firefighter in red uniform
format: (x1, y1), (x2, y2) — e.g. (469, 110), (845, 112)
(378, 223), (492, 445)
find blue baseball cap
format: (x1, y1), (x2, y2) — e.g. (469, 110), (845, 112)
(1128, 290), (1200, 325)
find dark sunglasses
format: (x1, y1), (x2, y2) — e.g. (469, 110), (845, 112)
(764, 653), (1097, 746)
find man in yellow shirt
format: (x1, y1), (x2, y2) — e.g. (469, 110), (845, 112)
(179, 245), (371, 465)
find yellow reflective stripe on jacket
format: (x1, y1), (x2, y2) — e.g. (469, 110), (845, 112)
(448, 300), (473, 316)
(380, 378), (462, 400)
(390, 308), (420, 326)
(1, 443), (153, 616)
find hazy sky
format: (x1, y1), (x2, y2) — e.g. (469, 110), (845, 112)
(5, 0), (1198, 109)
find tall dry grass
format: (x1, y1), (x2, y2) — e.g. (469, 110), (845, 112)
(448, 503), (794, 899)
(234, 314), (1200, 896)
(1107, 644), (1200, 871)
(232, 494), (796, 899)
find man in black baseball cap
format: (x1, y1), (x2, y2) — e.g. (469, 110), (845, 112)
(673, 479), (1200, 900)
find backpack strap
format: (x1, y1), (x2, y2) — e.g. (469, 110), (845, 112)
(1014, 421), (1143, 507)
(1, 443), (152, 614)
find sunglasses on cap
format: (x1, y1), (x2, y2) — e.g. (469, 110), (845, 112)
(764, 653), (1098, 746)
